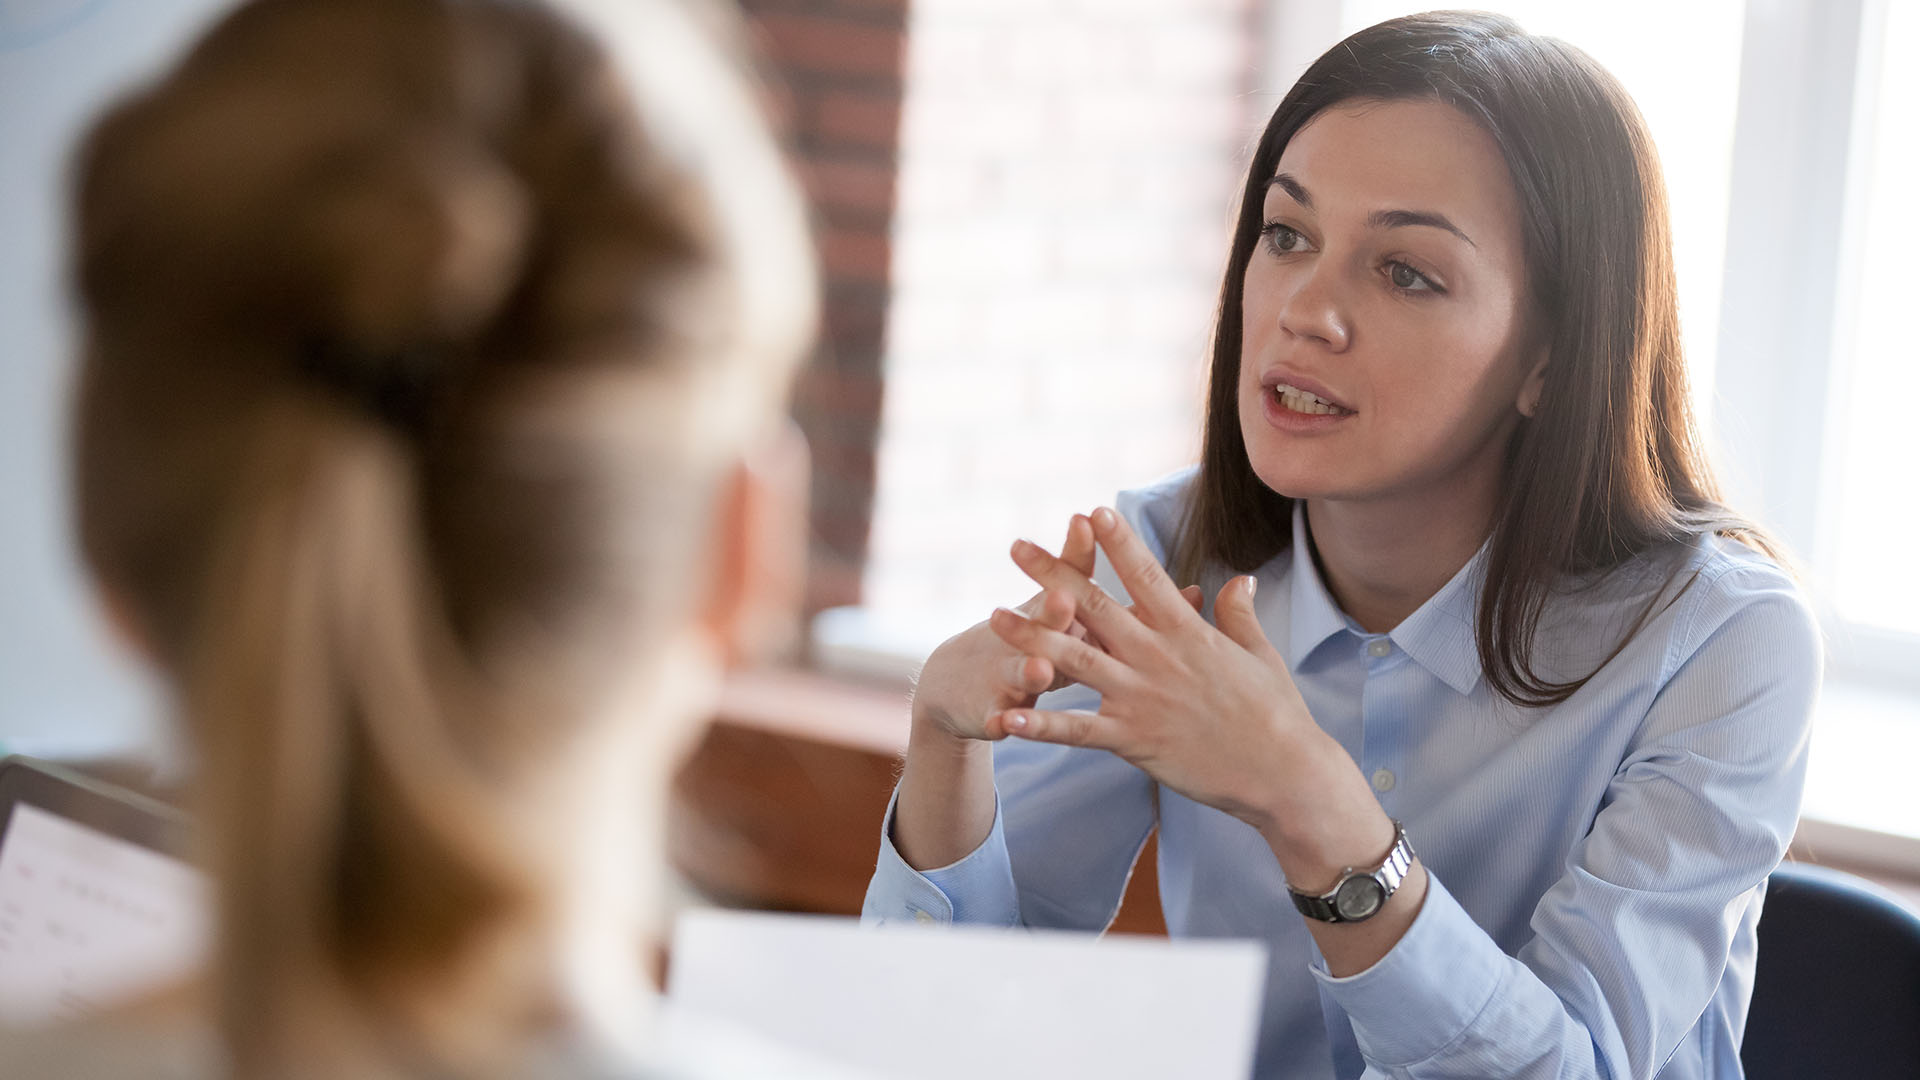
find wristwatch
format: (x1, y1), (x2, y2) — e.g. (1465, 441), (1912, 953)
(1286, 821), (1416, 924)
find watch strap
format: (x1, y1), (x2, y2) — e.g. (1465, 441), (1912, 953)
(1287, 821), (1415, 924)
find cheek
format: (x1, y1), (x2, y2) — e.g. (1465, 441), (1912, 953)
(1236, 374), (1264, 442)
(1369, 314), (1526, 450)
(1236, 263), (1276, 413)
(1239, 266), (1276, 355)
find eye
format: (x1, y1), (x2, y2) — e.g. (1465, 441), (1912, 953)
(1261, 223), (1312, 256)
(1386, 260), (1442, 294)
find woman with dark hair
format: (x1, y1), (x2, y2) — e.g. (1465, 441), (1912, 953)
(867, 11), (1819, 1079)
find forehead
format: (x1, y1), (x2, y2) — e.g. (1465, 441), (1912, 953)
(1272, 98), (1523, 252)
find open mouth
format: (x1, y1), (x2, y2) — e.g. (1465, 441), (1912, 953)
(1271, 383), (1355, 416)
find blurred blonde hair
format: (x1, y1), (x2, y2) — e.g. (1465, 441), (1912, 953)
(68, 0), (815, 1074)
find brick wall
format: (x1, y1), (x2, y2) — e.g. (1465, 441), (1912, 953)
(861, 0), (1258, 629)
(740, 0), (1260, 631)
(739, 0), (909, 613)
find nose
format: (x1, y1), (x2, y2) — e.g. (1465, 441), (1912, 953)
(1276, 262), (1351, 352)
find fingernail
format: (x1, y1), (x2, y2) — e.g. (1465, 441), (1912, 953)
(1003, 712), (1029, 732)
(1243, 575), (1258, 599)
(1091, 507), (1116, 531)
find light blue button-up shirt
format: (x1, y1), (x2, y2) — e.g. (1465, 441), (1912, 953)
(863, 468), (1821, 1079)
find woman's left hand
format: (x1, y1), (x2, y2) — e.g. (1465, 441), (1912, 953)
(985, 506), (1347, 835)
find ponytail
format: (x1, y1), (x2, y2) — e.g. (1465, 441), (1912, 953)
(187, 396), (543, 1076)
(70, 1), (819, 1074)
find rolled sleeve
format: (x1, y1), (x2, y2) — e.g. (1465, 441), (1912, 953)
(861, 786), (1021, 927)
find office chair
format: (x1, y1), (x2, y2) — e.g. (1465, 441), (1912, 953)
(1741, 860), (1920, 1080)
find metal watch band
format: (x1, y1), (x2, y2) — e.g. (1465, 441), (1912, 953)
(1287, 821), (1416, 924)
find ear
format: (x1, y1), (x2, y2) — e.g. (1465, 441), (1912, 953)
(1516, 350), (1550, 418)
(699, 421), (810, 667)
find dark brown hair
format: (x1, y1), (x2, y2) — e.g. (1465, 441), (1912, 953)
(69, 0), (813, 1074)
(1176, 10), (1773, 707)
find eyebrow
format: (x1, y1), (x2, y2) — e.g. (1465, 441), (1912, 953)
(1266, 173), (1477, 249)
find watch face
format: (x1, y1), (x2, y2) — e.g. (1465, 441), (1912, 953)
(1334, 876), (1385, 921)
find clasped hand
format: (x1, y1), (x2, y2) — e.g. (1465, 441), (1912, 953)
(983, 506), (1327, 834)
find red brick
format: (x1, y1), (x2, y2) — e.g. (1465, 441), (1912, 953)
(802, 553), (865, 614)
(795, 366), (886, 416)
(818, 0), (907, 26)
(806, 475), (878, 531)
(817, 224), (891, 284)
(810, 89), (902, 150)
(752, 12), (904, 81)
(799, 157), (896, 218)
(820, 301), (888, 349)
(735, 23), (898, 615)
(740, 0), (905, 29)
(804, 339), (886, 375)
(809, 497), (878, 552)
(793, 394), (879, 448)
(807, 432), (879, 477)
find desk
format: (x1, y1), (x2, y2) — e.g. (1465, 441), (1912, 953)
(670, 667), (1168, 934)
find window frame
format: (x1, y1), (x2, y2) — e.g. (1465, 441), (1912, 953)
(1714, 0), (1920, 692)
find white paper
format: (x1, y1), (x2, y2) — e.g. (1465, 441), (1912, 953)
(667, 910), (1267, 1080)
(0, 803), (209, 1027)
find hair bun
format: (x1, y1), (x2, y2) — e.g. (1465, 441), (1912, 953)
(301, 138), (530, 351)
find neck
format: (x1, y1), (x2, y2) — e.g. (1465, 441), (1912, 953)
(472, 646), (718, 1066)
(1304, 468), (1502, 634)
(537, 663), (714, 1062)
(544, 757), (670, 1060)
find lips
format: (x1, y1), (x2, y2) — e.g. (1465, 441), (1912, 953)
(1259, 370), (1355, 415)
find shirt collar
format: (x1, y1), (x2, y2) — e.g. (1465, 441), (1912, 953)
(1283, 503), (1351, 671)
(1282, 502), (1487, 697)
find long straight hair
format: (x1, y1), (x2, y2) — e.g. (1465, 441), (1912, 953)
(1175, 11), (1775, 707)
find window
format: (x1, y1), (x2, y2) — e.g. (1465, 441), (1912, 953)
(1710, 0), (1920, 705)
(1760, 0), (1920, 842)
(1827, 0), (1920, 645)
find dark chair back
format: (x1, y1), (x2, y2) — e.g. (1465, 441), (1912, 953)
(1742, 861), (1920, 1080)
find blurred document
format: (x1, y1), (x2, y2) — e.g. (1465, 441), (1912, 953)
(0, 804), (208, 1028)
(668, 910), (1266, 1080)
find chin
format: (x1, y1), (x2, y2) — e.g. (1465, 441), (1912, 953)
(1238, 425), (1343, 501)
(1247, 462), (1341, 502)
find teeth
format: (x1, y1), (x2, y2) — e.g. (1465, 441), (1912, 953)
(1274, 383), (1345, 416)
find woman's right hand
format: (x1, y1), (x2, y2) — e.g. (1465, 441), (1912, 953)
(893, 512), (1199, 872)
(910, 513), (1200, 744)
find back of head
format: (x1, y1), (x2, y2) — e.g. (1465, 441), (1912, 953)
(68, 0), (815, 1073)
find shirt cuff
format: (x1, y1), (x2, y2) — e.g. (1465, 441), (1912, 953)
(860, 785), (1022, 928)
(1308, 871), (1510, 1067)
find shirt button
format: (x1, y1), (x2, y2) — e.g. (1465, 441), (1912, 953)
(912, 909), (935, 925)
(1371, 768), (1396, 793)
(1367, 639), (1392, 658)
